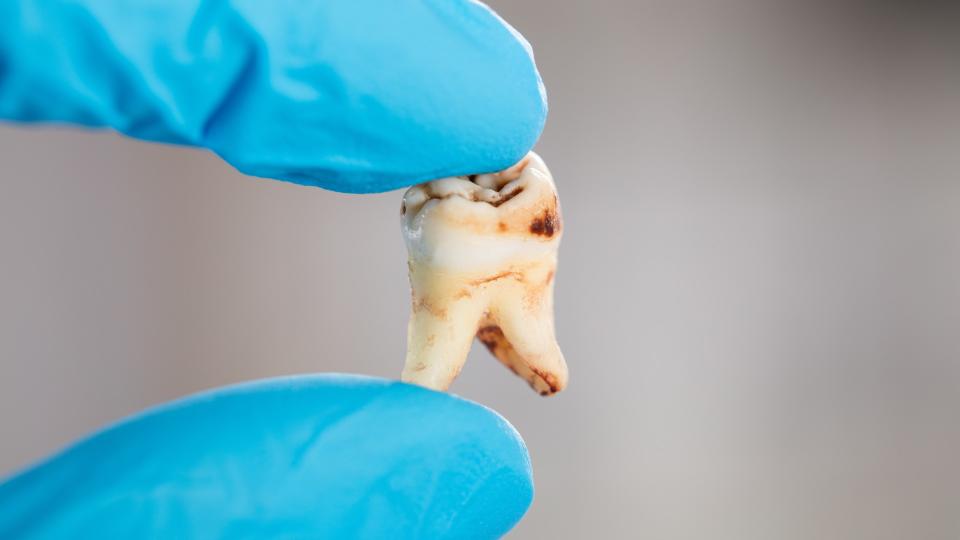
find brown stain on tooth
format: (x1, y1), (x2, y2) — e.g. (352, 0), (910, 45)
(493, 187), (523, 207)
(415, 298), (448, 319)
(400, 201), (406, 215)
(470, 271), (520, 287)
(476, 325), (503, 352)
(476, 325), (522, 376)
(424, 186), (559, 237)
(524, 276), (553, 311)
(531, 367), (561, 395)
(530, 209), (558, 237)
(477, 324), (551, 388)
(483, 187), (522, 208)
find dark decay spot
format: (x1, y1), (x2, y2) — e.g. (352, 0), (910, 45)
(476, 326), (519, 376)
(531, 367), (561, 394)
(530, 210), (557, 237)
(400, 201), (406, 215)
(467, 174), (478, 182)
(498, 221), (508, 232)
(476, 325), (504, 352)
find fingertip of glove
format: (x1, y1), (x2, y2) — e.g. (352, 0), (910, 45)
(381, 0), (549, 193)
(209, 1), (548, 194)
(385, 380), (536, 538)
(0, 374), (534, 539)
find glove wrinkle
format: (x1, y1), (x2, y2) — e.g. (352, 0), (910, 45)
(200, 44), (259, 142)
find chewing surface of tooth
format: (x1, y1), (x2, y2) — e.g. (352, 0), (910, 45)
(400, 152), (568, 396)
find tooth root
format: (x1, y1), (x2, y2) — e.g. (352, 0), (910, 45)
(401, 151), (567, 395)
(401, 267), (486, 391)
(476, 321), (565, 396)
(479, 265), (568, 396)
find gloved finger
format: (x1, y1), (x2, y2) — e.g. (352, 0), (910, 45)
(0, 374), (534, 539)
(0, 0), (547, 193)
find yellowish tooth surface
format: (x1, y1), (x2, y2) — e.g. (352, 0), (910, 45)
(400, 152), (567, 395)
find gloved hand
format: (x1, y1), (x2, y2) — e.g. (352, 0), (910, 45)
(0, 0), (546, 537)
(0, 0), (547, 193)
(0, 375), (534, 538)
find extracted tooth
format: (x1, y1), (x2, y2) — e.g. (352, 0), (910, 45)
(400, 152), (567, 396)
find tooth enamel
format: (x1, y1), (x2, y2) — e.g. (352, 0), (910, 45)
(400, 152), (568, 396)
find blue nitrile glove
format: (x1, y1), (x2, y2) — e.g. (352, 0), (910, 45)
(1, 1), (546, 536)
(0, 0), (547, 193)
(0, 375), (534, 538)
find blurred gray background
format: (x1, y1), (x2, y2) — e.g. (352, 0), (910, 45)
(2, 1), (959, 538)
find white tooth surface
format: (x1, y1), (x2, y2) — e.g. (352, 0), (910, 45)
(400, 152), (568, 395)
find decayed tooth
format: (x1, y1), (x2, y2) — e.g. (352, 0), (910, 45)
(400, 152), (567, 396)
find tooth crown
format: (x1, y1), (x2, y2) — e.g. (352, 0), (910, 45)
(401, 152), (562, 274)
(400, 152), (568, 396)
